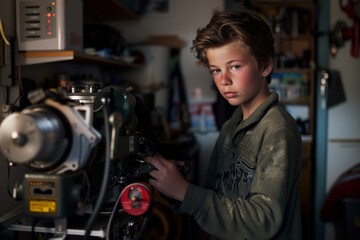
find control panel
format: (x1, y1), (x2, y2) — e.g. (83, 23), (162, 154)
(16, 0), (83, 51)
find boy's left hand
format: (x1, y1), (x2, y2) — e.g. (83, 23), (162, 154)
(145, 154), (189, 201)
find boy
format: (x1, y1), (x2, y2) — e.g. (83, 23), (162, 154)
(146, 8), (302, 240)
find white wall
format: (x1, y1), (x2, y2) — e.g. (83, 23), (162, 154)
(113, 0), (224, 103)
(328, 5), (360, 142)
(325, 2), (360, 239)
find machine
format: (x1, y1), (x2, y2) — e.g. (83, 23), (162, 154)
(0, 85), (158, 239)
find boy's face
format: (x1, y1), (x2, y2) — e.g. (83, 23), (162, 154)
(207, 41), (272, 107)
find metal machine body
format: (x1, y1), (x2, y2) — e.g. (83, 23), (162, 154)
(0, 86), (156, 239)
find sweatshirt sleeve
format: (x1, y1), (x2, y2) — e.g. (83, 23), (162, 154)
(179, 126), (301, 240)
(203, 137), (221, 189)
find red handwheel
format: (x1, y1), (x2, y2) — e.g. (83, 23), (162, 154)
(120, 182), (152, 216)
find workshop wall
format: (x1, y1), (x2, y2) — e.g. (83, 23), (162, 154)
(113, 0), (224, 103)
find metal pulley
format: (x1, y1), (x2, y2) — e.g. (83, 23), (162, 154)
(0, 108), (68, 169)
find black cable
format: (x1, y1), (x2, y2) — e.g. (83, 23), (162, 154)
(131, 209), (152, 240)
(81, 170), (91, 204)
(30, 218), (39, 240)
(106, 172), (122, 191)
(84, 96), (112, 239)
(6, 86), (9, 104)
(6, 163), (12, 198)
(105, 189), (122, 240)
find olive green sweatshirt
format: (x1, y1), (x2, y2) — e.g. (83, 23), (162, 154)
(180, 93), (302, 240)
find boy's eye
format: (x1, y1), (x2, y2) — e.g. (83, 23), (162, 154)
(210, 69), (221, 75)
(230, 65), (241, 71)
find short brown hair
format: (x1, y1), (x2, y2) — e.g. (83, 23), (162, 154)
(191, 8), (274, 82)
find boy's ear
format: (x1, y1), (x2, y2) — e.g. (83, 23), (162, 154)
(262, 57), (273, 77)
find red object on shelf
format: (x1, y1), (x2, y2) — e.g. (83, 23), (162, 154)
(321, 163), (360, 222)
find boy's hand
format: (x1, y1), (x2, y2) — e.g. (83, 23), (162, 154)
(145, 154), (189, 201)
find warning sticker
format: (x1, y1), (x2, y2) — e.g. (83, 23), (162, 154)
(29, 200), (56, 213)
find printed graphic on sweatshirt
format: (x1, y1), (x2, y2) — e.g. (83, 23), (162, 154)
(216, 157), (255, 200)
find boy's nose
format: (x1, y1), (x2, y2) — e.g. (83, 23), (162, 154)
(221, 71), (232, 86)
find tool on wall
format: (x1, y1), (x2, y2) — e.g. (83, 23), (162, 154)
(167, 48), (190, 135)
(330, 0), (360, 58)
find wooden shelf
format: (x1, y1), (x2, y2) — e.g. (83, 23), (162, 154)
(83, 0), (139, 21)
(18, 1), (142, 66)
(18, 50), (143, 69)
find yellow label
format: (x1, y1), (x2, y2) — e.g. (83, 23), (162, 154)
(29, 200), (56, 213)
(355, 216), (360, 227)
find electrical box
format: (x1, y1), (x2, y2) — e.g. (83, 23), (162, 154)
(23, 173), (80, 218)
(16, 0), (83, 51)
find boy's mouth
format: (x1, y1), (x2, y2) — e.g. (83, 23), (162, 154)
(224, 91), (236, 98)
